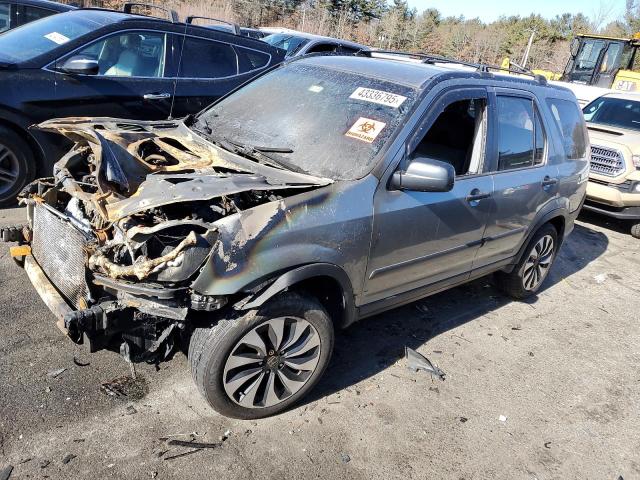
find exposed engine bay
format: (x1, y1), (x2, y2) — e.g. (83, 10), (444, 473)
(15, 118), (330, 363)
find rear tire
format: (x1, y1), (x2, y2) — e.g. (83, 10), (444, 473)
(495, 224), (558, 299)
(0, 127), (35, 207)
(189, 292), (334, 419)
(631, 222), (640, 239)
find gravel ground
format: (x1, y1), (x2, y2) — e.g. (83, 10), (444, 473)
(0, 206), (638, 480)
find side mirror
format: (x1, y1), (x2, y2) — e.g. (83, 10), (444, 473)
(390, 157), (455, 192)
(58, 56), (100, 75)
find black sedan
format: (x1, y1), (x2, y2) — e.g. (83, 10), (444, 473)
(0, 7), (285, 206)
(0, 0), (74, 34)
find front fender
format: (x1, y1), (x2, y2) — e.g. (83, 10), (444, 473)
(191, 177), (377, 300)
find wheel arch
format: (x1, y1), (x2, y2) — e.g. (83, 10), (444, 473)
(0, 117), (45, 173)
(503, 209), (568, 274)
(240, 263), (357, 329)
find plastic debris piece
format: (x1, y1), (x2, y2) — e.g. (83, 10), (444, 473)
(0, 465), (13, 480)
(340, 453), (351, 463)
(498, 415), (507, 422)
(405, 347), (445, 381)
(61, 454), (76, 465)
(594, 273), (607, 284)
(47, 368), (67, 378)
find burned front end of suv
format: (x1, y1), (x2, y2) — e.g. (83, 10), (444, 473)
(9, 117), (331, 363)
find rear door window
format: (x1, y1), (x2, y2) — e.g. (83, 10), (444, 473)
(178, 36), (238, 78)
(496, 96), (537, 170)
(546, 98), (588, 159)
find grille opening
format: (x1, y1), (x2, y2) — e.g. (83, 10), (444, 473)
(590, 145), (625, 177)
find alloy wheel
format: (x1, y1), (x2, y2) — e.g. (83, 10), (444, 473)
(222, 317), (321, 408)
(523, 234), (555, 291)
(0, 143), (20, 196)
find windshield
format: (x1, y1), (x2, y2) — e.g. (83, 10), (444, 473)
(195, 62), (418, 180)
(0, 12), (110, 63)
(583, 96), (640, 131)
(262, 33), (308, 56)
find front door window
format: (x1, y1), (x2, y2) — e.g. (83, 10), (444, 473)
(72, 31), (166, 77)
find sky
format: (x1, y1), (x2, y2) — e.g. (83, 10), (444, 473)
(406, 0), (626, 24)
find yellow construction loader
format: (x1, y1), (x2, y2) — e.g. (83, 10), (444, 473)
(541, 33), (640, 105)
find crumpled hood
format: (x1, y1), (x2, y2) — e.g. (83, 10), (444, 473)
(36, 117), (332, 221)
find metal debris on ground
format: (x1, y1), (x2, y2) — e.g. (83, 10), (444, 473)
(72, 357), (90, 367)
(39, 460), (50, 469)
(162, 430), (231, 461)
(100, 375), (148, 400)
(405, 347), (446, 381)
(0, 465), (13, 480)
(61, 454), (76, 465)
(340, 453), (351, 463)
(47, 368), (66, 378)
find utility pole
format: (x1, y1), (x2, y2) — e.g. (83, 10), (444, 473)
(521, 29), (536, 69)
(301, 6), (306, 31)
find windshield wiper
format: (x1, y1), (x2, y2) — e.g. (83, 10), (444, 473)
(207, 133), (308, 175)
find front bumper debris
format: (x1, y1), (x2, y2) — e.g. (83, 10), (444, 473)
(23, 255), (72, 337)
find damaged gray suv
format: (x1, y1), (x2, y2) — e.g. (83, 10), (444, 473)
(4, 54), (589, 418)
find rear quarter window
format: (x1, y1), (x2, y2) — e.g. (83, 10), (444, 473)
(546, 98), (588, 160)
(236, 46), (269, 72)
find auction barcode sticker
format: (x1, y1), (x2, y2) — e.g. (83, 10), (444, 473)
(350, 87), (407, 108)
(345, 117), (386, 143)
(44, 32), (70, 45)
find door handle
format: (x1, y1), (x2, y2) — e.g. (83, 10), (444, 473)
(143, 92), (171, 100)
(466, 189), (491, 203)
(542, 176), (558, 188)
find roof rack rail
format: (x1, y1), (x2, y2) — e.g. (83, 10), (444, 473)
(123, 3), (178, 23)
(186, 16), (241, 35)
(363, 49), (548, 85)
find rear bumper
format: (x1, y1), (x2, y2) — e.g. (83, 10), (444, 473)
(23, 254), (72, 337)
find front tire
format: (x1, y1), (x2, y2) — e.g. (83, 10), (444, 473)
(495, 224), (558, 299)
(631, 222), (640, 239)
(0, 127), (35, 207)
(189, 292), (334, 419)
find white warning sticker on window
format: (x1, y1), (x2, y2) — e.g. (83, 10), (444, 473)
(44, 32), (70, 45)
(345, 117), (386, 143)
(350, 87), (407, 108)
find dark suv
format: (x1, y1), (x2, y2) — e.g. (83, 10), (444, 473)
(0, 7), (285, 206)
(4, 54), (589, 419)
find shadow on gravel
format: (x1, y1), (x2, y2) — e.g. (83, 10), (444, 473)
(306, 222), (609, 405)
(577, 209), (633, 237)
